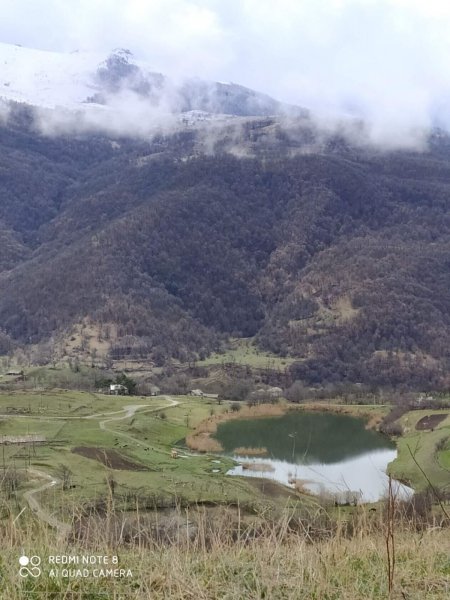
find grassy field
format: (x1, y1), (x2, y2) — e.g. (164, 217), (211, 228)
(2, 389), (448, 514)
(196, 338), (295, 370)
(0, 391), (297, 522)
(388, 409), (450, 491)
(2, 387), (449, 553)
(1, 390), (450, 598)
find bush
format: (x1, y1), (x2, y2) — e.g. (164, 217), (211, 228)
(221, 379), (253, 401)
(114, 373), (137, 395)
(380, 422), (403, 436)
(285, 380), (308, 403)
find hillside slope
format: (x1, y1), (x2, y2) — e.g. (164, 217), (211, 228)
(0, 109), (449, 387)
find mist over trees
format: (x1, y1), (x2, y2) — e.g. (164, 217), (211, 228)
(0, 108), (449, 388)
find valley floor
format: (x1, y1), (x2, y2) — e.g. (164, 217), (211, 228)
(0, 387), (449, 598)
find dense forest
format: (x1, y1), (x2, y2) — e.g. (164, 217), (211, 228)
(0, 105), (449, 388)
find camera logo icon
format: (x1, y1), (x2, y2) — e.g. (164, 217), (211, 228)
(19, 555), (41, 578)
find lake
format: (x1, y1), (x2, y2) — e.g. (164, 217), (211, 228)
(214, 411), (412, 502)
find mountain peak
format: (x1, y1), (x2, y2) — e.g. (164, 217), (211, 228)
(0, 41), (303, 120)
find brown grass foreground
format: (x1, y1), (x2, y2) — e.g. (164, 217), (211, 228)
(0, 500), (449, 599)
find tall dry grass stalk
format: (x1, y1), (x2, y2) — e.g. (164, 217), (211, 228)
(1, 491), (449, 599)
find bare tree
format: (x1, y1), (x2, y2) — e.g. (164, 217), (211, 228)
(56, 464), (73, 491)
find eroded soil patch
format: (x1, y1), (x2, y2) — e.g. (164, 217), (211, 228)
(415, 414), (448, 431)
(72, 446), (148, 470)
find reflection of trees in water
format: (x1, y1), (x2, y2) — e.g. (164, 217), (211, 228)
(215, 412), (394, 464)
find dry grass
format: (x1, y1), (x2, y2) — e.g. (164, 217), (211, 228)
(234, 446), (268, 456)
(185, 432), (223, 452)
(288, 478), (315, 494)
(1, 497), (449, 599)
(241, 462), (275, 472)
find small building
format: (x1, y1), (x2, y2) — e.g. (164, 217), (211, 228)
(149, 385), (160, 396)
(109, 384), (128, 395)
(190, 389), (204, 397)
(5, 369), (25, 381)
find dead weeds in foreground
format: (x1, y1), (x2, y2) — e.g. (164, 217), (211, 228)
(0, 487), (449, 599)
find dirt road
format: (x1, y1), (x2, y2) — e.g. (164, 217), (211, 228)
(20, 396), (181, 537)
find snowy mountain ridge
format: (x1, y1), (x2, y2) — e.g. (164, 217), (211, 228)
(0, 42), (299, 122)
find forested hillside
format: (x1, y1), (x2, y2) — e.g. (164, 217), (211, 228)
(1, 106), (449, 388)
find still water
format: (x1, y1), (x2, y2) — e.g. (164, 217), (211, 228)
(214, 411), (412, 502)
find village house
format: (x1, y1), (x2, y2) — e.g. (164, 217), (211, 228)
(109, 384), (128, 395)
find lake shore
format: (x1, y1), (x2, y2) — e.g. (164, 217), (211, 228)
(186, 402), (286, 452)
(186, 400), (389, 453)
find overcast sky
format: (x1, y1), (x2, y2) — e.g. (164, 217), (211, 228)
(2, 0), (450, 139)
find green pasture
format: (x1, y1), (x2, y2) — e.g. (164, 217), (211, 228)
(197, 338), (295, 370)
(6, 389), (449, 520)
(0, 390), (281, 513)
(0, 389), (142, 417)
(388, 409), (450, 491)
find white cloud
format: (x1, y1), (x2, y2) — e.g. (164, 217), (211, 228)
(0, 99), (10, 122)
(2, 0), (450, 145)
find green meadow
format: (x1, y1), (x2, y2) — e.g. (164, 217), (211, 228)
(389, 409), (450, 491)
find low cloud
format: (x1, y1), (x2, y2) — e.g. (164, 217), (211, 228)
(0, 99), (10, 123)
(2, 1), (450, 148)
(34, 90), (179, 139)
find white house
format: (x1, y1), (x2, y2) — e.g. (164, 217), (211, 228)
(110, 384), (128, 395)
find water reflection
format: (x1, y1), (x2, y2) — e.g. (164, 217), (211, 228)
(228, 450), (412, 502)
(214, 412), (413, 501)
(215, 411), (395, 464)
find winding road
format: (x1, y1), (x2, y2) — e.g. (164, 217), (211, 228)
(19, 395), (181, 538)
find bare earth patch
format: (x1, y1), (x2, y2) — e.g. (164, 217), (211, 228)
(415, 414), (448, 431)
(72, 447), (148, 470)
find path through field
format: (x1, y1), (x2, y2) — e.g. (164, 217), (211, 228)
(23, 469), (71, 539)
(19, 396), (182, 537)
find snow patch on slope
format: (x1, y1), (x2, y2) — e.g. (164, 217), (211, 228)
(0, 42), (296, 138)
(0, 42), (105, 109)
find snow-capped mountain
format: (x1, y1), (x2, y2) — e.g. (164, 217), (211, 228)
(0, 42), (303, 120)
